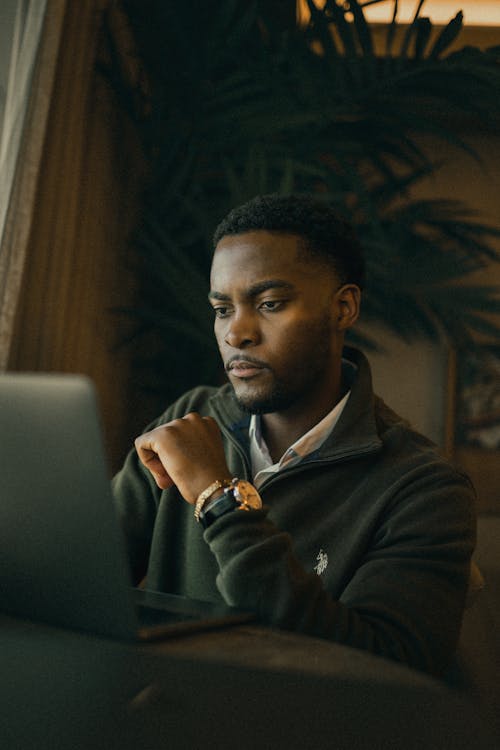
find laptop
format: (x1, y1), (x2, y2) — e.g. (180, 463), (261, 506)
(0, 373), (252, 641)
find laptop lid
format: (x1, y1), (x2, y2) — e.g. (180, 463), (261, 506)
(0, 373), (251, 639)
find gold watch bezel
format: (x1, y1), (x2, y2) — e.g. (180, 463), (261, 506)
(231, 479), (262, 511)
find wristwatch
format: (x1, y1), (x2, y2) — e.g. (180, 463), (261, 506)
(198, 478), (262, 529)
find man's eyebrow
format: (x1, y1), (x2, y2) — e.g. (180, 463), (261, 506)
(208, 279), (295, 302)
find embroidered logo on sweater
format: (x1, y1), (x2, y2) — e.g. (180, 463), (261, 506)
(314, 548), (328, 576)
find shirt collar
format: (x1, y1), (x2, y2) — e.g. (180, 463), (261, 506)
(249, 386), (352, 486)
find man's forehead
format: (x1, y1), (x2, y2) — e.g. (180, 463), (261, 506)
(210, 230), (336, 290)
(211, 231), (305, 278)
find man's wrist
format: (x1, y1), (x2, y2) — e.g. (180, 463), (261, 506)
(198, 491), (237, 528)
(197, 479), (263, 529)
(193, 478), (232, 521)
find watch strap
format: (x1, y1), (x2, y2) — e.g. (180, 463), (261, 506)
(194, 478), (233, 522)
(198, 489), (238, 529)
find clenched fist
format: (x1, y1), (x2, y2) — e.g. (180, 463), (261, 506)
(134, 412), (231, 503)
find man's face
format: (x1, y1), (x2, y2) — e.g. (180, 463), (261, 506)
(209, 230), (353, 416)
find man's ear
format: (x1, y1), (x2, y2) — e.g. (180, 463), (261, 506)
(335, 284), (361, 331)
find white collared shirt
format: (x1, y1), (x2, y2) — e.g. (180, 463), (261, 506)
(249, 389), (351, 488)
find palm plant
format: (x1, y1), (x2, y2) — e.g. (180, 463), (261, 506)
(102, 0), (500, 401)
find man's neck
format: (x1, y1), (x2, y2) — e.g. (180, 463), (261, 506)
(260, 380), (345, 464)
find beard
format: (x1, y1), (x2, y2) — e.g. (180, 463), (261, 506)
(234, 378), (295, 415)
(229, 314), (334, 415)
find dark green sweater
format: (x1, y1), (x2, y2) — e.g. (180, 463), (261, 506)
(112, 347), (475, 675)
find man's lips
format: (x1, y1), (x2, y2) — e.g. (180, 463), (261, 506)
(226, 357), (269, 378)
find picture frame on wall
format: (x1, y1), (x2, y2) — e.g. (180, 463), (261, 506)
(455, 345), (500, 451)
(447, 346), (500, 513)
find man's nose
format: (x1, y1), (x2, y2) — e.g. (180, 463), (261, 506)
(224, 310), (260, 348)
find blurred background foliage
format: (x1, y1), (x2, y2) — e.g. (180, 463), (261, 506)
(101, 0), (500, 403)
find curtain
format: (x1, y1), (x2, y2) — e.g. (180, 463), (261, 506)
(0, 0), (47, 247)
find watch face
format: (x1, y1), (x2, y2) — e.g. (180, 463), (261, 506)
(233, 480), (262, 510)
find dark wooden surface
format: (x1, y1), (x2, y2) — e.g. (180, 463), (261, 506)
(0, 614), (495, 750)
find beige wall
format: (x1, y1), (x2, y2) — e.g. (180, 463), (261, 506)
(365, 133), (500, 510)
(364, 334), (448, 444)
(368, 132), (500, 429)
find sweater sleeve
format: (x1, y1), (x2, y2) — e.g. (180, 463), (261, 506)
(203, 469), (476, 676)
(110, 386), (220, 585)
(111, 445), (160, 585)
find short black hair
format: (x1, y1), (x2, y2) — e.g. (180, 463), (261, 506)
(213, 193), (365, 289)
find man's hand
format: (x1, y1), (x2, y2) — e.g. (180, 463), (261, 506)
(134, 413), (231, 503)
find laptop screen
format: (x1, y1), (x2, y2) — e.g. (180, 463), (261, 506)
(0, 373), (139, 638)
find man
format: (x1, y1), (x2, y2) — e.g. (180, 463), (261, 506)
(112, 194), (475, 676)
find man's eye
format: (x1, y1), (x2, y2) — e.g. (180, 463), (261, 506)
(259, 300), (283, 312)
(213, 306), (230, 318)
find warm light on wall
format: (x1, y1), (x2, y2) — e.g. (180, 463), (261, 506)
(297, 1), (500, 27)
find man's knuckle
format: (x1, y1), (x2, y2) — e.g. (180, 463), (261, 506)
(182, 411), (199, 421)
